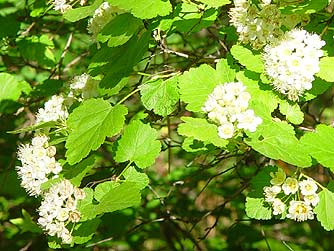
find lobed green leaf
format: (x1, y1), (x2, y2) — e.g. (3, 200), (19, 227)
(300, 124), (334, 170)
(63, 0), (103, 22)
(317, 57), (334, 82)
(95, 181), (141, 215)
(97, 13), (142, 47)
(178, 117), (228, 148)
(314, 188), (334, 231)
(178, 64), (219, 112)
(107, 0), (172, 19)
(197, 0), (231, 7)
(230, 45), (264, 73)
(115, 120), (161, 168)
(140, 76), (179, 117)
(246, 119), (312, 167)
(65, 99), (128, 165)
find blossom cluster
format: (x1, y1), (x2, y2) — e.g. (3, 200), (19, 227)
(263, 29), (325, 101)
(36, 95), (69, 124)
(38, 180), (85, 244)
(263, 168), (319, 222)
(229, 0), (282, 49)
(52, 0), (86, 13)
(16, 134), (62, 196)
(202, 82), (262, 139)
(69, 73), (99, 101)
(87, 2), (114, 38)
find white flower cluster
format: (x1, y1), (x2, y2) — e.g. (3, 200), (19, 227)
(263, 168), (319, 222)
(263, 29), (325, 101)
(229, 0), (282, 49)
(35, 95), (69, 124)
(69, 73), (99, 100)
(87, 2), (114, 38)
(38, 180), (85, 244)
(16, 134), (62, 196)
(53, 0), (86, 13)
(202, 82), (262, 139)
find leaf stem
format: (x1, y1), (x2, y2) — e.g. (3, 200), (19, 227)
(118, 161), (133, 178)
(116, 89), (140, 105)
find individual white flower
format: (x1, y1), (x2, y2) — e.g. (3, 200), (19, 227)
(272, 198), (286, 215)
(87, 2), (114, 38)
(270, 168), (286, 186)
(69, 210), (81, 222)
(299, 178), (318, 196)
(282, 177), (299, 195)
(74, 187), (86, 200)
(37, 180), (85, 244)
(56, 208), (69, 222)
(303, 193), (320, 207)
(53, 0), (72, 13)
(229, 0), (282, 49)
(263, 29), (325, 101)
(31, 134), (49, 147)
(287, 200), (314, 222)
(263, 185), (281, 202)
(218, 123), (235, 139)
(35, 95), (68, 124)
(236, 109), (262, 132)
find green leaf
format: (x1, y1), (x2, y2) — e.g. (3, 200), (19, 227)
(0, 73), (30, 101)
(107, 0), (172, 19)
(177, 117), (228, 148)
(97, 13), (142, 47)
(7, 121), (56, 134)
(300, 124), (334, 170)
(123, 166), (149, 190)
(178, 64), (218, 112)
(280, 0), (328, 14)
(63, 0), (103, 22)
(279, 100), (304, 125)
(89, 32), (150, 88)
(140, 76), (179, 116)
(216, 58), (236, 83)
(230, 45), (264, 73)
(9, 209), (42, 234)
(94, 181), (118, 202)
(96, 182), (141, 214)
(40, 177), (64, 191)
(31, 79), (64, 98)
(303, 78), (331, 101)
(62, 156), (96, 186)
(317, 57), (334, 82)
(314, 188), (334, 231)
(197, 0), (230, 7)
(245, 197), (272, 220)
(115, 120), (161, 168)
(17, 35), (55, 67)
(66, 99), (128, 165)
(181, 137), (210, 152)
(249, 166), (277, 197)
(77, 188), (97, 221)
(0, 15), (20, 39)
(72, 218), (101, 244)
(246, 119), (312, 167)
(236, 71), (279, 120)
(167, 3), (218, 33)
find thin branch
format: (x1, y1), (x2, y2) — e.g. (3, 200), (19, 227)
(49, 33), (73, 79)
